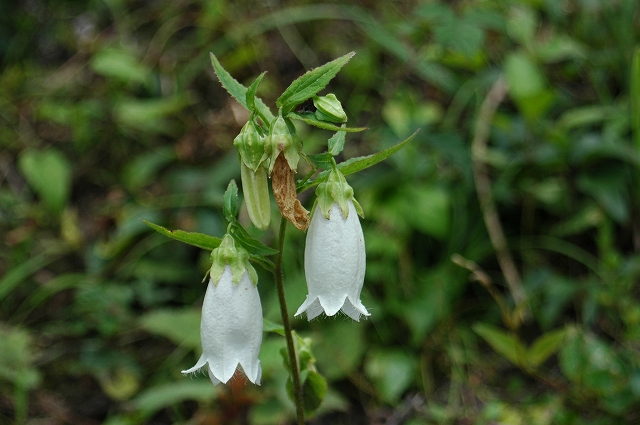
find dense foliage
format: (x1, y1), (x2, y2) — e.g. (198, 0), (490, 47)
(1, 0), (639, 424)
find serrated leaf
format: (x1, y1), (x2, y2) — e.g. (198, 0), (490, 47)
(307, 152), (334, 170)
(277, 52), (355, 114)
(473, 323), (527, 367)
(228, 223), (279, 256)
(328, 128), (346, 155)
(246, 72), (266, 113)
(287, 112), (366, 132)
(142, 220), (221, 251)
(298, 129), (419, 192)
(528, 328), (567, 367)
(209, 53), (275, 123)
(223, 180), (239, 222)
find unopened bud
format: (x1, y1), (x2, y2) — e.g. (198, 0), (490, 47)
(265, 116), (302, 175)
(240, 162), (271, 230)
(313, 94), (347, 123)
(234, 120), (266, 172)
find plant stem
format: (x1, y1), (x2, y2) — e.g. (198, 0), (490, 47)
(274, 215), (305, 425)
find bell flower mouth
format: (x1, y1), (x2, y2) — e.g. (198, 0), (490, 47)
(295, 293), (369, 322)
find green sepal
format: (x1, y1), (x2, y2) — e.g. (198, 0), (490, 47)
(265, 115), (302, 174)
(209, 234), (258, 286)
(315, 168), (354, 219)
(234, 120), (266, 172)
(313, 93), (347, 123)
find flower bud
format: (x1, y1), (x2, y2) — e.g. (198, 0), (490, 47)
(264, 115), (302, 175)
(240, 162), (271, 230)
(313, 94), (347, 123)
(182, 235), (263, 386)
(234, 120), (266, 172)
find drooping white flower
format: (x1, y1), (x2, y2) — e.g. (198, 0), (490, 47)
(295, 169), (369, 321)
(182, 235), (262, 385)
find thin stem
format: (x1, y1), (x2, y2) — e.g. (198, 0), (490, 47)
(274, 215), (305, 425)
(471, 76), (528, 323)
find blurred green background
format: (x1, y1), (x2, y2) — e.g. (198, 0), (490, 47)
(1, 0), (640, 424)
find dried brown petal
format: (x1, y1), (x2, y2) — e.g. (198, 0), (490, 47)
(272, 153), (310, 230)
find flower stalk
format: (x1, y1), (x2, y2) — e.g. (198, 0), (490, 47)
(274, 215), (305, 425)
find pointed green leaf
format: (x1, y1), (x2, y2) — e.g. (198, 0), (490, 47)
(297, 129), (419, 192)
(328, 127), (346, 155)
(246, 72), (266, 113)
(277, 52), (355, 114)
(528, 328), (567, 367)
(223, 180), (239, 223)
(287, 112), (366, 132)
(473, 323), (527, 367)
(142, 220), (221, 251)
(209, 53), (275, 123)
(228, 223), (279, 256)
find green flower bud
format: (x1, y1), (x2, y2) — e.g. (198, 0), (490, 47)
(240, 161), (271, 230)
(315, 168), (363, 220)
(234, 120), (266, 172)
(265, 116), (302, 174)
(209, 234), (258, 286)
(313, 94), (347, 123)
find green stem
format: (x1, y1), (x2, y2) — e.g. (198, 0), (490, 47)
(274, 215), (305, 424)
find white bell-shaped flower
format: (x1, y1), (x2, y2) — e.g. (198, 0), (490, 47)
(295, 169), (369, 321)
(182, 235), (263, 385)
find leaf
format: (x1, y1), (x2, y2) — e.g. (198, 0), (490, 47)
(632, 47), (640, 149)
(142, 220), (222, 251)
(18, 148), (72, 212)
(297, 129), (419, 192)
(209, 53), (275, 123)
(301, 370), (328, 416)
(328, 128), (346, 156)
(139, 308), (201, 350)
(287, 112), (366, 132)
(307, 152), (334, 170)
(223, 180), (239, 222)
(263, 319), (285, 336)
(528, 328), (567, 367)
(228, 223), (279, 256)
(277, 52), (355, 114)
(473, 323), (527, 367)
(364, 350), (416, 403)
(132, 381), (216, 413)
(246, 71), (266, 113)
